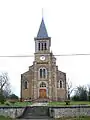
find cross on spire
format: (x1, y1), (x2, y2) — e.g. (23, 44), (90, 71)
(42, 8), (43, 19)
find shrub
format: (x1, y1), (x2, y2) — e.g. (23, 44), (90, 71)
(65, 100), (70, 105)
(72, 95), (80, 101)
(9, 94), (18, 100)
(0, 93), (6, 104)
(88, 95), (90, 101)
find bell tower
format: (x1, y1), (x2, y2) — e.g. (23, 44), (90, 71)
(33, 18), (53, 100)
(34, 18), (51, 54)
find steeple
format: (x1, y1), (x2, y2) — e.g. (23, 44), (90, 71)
(34, 17), (51, 53)
(37, 18), (49, 39)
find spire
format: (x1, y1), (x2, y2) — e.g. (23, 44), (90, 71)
(37, 18), (48, 39)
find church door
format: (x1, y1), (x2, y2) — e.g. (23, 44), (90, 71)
(39, 89), (47, 98)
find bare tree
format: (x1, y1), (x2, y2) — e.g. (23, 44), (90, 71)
(67, 78), (75, 100)
(87, 84), (90, 101)
(0, 72), (11, 97)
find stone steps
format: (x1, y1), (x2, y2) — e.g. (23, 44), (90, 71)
(15, 118), (52, 120)
(18, 106), (51, 119)
(32, 98), (51, 103)
(23, 116), (50, 119)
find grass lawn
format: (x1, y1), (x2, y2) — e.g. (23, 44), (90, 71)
(0, 116), (12, 120)
(48, 101), (90, 106)
(0, 101), (90, 107)
(0, 101), (32, 107)
(0, 116), (90, 120)
(14, 101), (32, 107)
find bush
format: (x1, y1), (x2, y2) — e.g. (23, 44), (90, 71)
(88, 95), (90, 101)
(72, 95), (80, 101)
(0, 93), (6, 104)
(9, 94), (18, 100)
(72, 86), (88, 101)
(64, 100), (70, 105)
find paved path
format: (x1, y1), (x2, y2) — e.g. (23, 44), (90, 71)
(30, 102), (48, 106)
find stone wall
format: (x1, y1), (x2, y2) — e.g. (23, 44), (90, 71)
(50, 106), (90, 118)
(1, 106), (90, 119)
(0, 107), (25, 118)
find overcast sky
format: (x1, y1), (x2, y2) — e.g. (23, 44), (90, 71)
(0, 0), (90, 97)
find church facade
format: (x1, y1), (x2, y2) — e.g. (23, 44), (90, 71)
(21, 18), (67, 102)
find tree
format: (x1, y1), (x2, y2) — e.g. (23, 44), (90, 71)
(8, 94), (19, 104)
(87, 85), (90, 101)
(88, 88), (90, 101)
(0, 93), (6, 104)
(9, 94), (18, 100)
(72, 86), (88, 101)
(0, 72), (11, 97)
(67, 79), (74, 100)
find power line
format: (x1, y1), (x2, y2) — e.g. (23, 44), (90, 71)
(0, 55), (33, 57)
(55, 53), (90, 56)
(0, 53), (90, 57)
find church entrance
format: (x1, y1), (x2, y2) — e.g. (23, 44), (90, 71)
(39, 89), (47, 98)
(39, 82), (47, 98)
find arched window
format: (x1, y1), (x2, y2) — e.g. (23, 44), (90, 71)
(24, 81), (28, 89)
(38, 42), (40, 51)
(44, 42), (47, 50)
(41, 43), (43, 50)
(60, 81), (62, 88)
(43, 69), (46, 78)
(57, 80), (63, 88)
(40, 69), (43, 78)
(39, 67), (47, 79)
(57, 81), (59, 88)
(40, 82), (46, 87)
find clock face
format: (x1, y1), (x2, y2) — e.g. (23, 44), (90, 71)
(40, 56), (45, 61)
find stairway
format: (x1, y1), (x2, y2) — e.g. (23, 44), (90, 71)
(32, 98), (51, 103)
(18, 106), (51, 119)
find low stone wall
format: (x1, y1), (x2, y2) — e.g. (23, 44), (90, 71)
(1, 105), (90, 119)
(50, 106), (90, 118)
(0, 107), (25, 118)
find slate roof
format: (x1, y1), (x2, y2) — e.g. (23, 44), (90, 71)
(37, 18), (48, 39)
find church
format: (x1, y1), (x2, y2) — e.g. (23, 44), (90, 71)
(21, 18), (67, 102)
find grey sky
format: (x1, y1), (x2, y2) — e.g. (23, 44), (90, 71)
(0, 0), (90, 96)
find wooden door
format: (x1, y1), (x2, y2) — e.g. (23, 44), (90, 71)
(39, 89), (46, 98)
